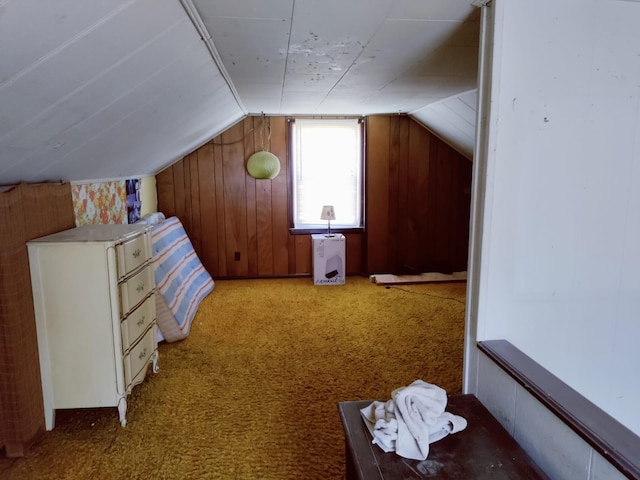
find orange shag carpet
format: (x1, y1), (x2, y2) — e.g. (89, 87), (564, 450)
(0, 276), (466, 480)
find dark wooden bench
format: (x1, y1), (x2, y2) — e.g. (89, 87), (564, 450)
(338, 394), (550, 480)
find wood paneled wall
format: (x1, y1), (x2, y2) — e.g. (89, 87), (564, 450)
(0, 182), (76, 456)
(157, 116), (362, 278)
(366, 115), (472, 275)
(157, 115), (471, 279)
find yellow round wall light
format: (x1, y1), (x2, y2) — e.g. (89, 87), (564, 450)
(246, 150), (281, 180)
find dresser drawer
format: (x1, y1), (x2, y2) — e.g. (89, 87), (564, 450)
(120, 264), (153, 314)
(125, 326), (156, 389)
(121, 294), (155, 352)
(116, 233), (148, 278)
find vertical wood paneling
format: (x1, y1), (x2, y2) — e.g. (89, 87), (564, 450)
(365, 115), (471, 275)
(197, 142), (218, 277)
(222, 122), (248, 276)
(450, 146), (472, 272)
(244, 118), (258, 276)
(172, 161), (186, 221)
(434, 143), (452, 267)
(155, 114), (469, 279)
(366, 116), (391, 274)
(269, 117), (290, 275)
(252, 116), (274, 276)
(345, 232), (362, 273)
(448, 146), (461, 268)
(188, 154), (201, 255)
(156, 168), (175, 217)
(457, 165), (472, 271)
(0, 183), (76, 455)
(213, 137), (227, 277)
(182, 154), (192, 234)
(414, 122), (431, 267)
(294, 235), (311, 273)
(256, 179), (274, 276)
(387, 116), (400, 271)
(406, 122), (429, 268)
(425, 137), (439, 267)
(397, 117), (411, 271)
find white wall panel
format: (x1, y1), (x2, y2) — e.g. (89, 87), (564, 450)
(1, 0), (479, 182)
(387, 0), (477, 21)
(475, 350), (629, 480)
(474, 0), (640, 435)
(514, 386), (592, 480)
(475, 352), (517, 435)
(0, 0), (243, 184)
(590, 451), (628, 480)
(0, 0), (130, 83)
(411, 90), (477, 159)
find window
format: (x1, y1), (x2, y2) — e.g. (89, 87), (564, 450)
(290, 118), (364, 231)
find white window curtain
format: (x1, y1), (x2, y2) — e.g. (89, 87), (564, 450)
(291, 118), (363, 229)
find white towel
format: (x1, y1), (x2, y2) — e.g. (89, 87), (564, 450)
(360, 400), (397, 453)
(360, 380), (468, 461)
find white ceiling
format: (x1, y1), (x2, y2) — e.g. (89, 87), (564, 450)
(0, 0), (479, 185)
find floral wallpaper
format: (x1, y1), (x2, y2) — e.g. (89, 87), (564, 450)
(72, 181), (127, 225)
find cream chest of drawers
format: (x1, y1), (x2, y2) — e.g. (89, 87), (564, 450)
(27, 224), (158, 429)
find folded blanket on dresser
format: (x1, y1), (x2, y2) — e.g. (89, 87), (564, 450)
(151, 216), (214, 342)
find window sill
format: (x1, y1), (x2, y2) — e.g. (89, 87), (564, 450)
(289, 227), (364, 235)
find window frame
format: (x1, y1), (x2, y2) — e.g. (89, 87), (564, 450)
(287, 117), (366, 235)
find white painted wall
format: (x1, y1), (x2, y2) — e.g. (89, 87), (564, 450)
(411, 89), (477, 160)
(472, 0), (640, 435)
(140, 176), (158, 217)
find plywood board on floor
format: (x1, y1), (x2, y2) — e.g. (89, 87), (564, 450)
(370, 271), (467, 285)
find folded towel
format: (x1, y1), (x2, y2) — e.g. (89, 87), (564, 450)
(360, 400), (397, 453)
(360, 380), (468, 460)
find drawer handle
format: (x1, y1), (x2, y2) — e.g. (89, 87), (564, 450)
(139, 348), (147, 360)
(137, 316), (145, 327)
(132, 248), (141, 258)
(136, 284), (144, 293)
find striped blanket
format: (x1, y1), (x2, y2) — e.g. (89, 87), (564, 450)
(151, 216), (214, 342)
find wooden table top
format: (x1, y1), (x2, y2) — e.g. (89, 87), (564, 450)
(338, 394), (550, 480)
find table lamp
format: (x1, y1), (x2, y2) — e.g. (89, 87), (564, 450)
(320, 205), (335, 237)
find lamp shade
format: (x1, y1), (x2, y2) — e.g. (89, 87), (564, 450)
(320, 205), (335, 220)
(247, 151), (280, 179)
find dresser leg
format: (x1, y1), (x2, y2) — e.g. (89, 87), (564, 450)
(45, 407), (56, 431)
(118, 397), (128, 427)
(151, 351), (159, 373)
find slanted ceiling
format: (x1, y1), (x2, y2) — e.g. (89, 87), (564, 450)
(0, 0), (479, 185)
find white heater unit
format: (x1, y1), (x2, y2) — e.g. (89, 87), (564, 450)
(312, 234), (345, 285)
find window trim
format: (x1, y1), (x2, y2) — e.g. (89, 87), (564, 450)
(289, 226), (365, 235)
(287, 116), (366, 235)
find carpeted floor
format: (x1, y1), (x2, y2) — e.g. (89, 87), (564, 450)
(0, 276), (466, 480)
